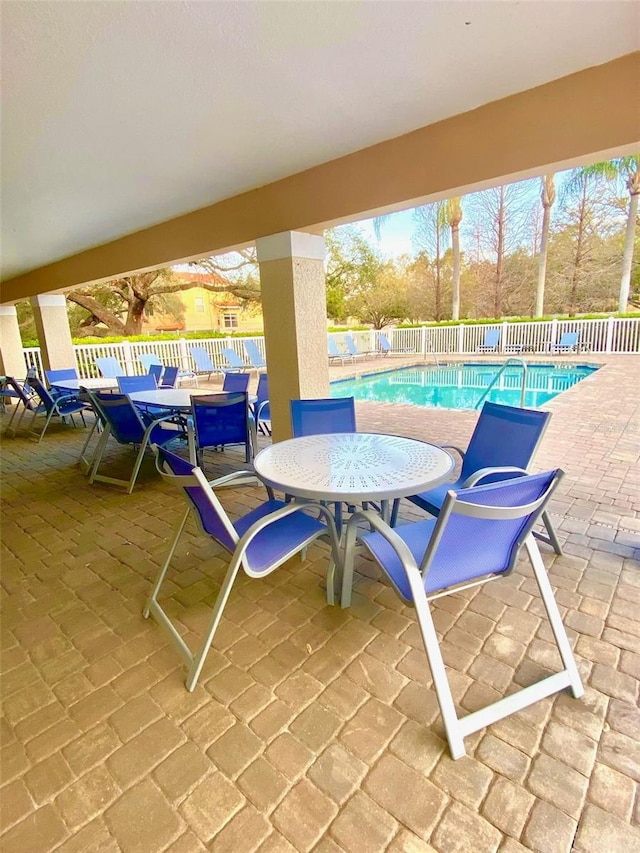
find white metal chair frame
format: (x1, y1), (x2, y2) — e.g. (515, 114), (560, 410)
(341, 471), (583, 760)
(144, 455), (341, 691)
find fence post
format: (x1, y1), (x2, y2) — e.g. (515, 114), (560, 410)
(457, 324), (464, 355)
(121, 340), (133, 375)
(605, 316), (614, 354)
(549, 318), (558, 352)
(179, 337), (189, 371)
(501, 321), (508, 353)
(420, 326), (427, 360)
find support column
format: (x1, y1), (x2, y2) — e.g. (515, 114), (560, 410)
(256, 232), (329, 441)
(0, 305), (26, 378)
(30, 294), (75, 372)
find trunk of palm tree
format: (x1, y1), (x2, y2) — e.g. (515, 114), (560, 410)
(569, 180), (589, 315)
(493, 187), (505, 317)
(448, 197), (463, 320)
(619, 171), (640, 312)
(535, 175), (555, 317)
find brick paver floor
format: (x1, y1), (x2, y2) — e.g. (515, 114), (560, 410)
(1, 355), (638, 852)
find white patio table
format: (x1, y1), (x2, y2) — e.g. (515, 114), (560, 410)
(128, 388), (212, 412)
(253, 432), (455, 603)
(51, 377), (120, 392)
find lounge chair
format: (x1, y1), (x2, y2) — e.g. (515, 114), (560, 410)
(95, 356), (126, 378)
(551, 332), (579, 353)
(344, 334), (371, 360)
(341, 470), (583, 759)
(190, 346), (219, 380)
(478, 328), (500, 352)
(328, 337), (353, 365)
(244, 340), (267, 371)
(377, 332), (414, 356)
(221, 347), (248, 372)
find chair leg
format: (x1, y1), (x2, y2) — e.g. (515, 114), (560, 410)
(127, 438), (151, 494)
(186, 558), (243, 691)
(37, 410), (56, 442)
(143, 508), (190, 618)
(88, 424), (112, 483)
(79, 418), (99, 472)
(533, 510), (563, 555)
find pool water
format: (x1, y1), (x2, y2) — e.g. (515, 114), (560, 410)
(331, 363), (597, 410)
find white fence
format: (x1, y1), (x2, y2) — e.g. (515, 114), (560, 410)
(21, 316), (639, 378)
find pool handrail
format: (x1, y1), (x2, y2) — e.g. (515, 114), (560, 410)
(474, 358), (529, 409)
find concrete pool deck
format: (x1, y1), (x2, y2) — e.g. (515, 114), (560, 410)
(1, 354), (638, 852)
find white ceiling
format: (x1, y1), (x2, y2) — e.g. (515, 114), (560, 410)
(2, 1), (638, 280)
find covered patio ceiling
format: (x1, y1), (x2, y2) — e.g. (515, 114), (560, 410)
(2, 1), (639, 294)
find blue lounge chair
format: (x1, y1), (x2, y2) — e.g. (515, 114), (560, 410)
(244, 340), (267, 370)
(552, 332), (579, 353)
(341, 470), (583, 759)
(95, 356), (125, 378)
(221, 347), (247, 372)
(391, 401), (563, 554)
(139, 353), (162, 373)
(143, 445), (340, 690)
(344, 334), (371, 360)
(190, 346), (219, 380)
(478, 328), (500, 352)
(328, 337), (353, 365)
(376, 332), (415, 356)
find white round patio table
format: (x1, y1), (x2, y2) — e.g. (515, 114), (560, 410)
(128, 388), (213, 411)
(51, 377), (120, 392)
(254, 432), (455, 506)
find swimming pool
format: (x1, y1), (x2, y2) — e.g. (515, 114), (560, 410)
(331, 363), (597, 410)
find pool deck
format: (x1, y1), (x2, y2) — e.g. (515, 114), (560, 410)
(1, 354), (638, 852)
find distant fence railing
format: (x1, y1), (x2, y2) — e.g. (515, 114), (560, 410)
(20, 317), (640, 377)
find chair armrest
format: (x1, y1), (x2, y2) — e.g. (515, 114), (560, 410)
(462, 466), (528, 488)
(207, 471), (262, 490)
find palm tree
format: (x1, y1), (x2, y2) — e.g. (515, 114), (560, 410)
(615, 156), (640, 312)
(535, 175), (555, 317)
(447, 197), (463, 320)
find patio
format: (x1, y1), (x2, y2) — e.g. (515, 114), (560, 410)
(1, 356), (639, 852)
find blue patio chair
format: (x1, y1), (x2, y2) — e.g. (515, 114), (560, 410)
(190, 346), (218, 380)
(222, 372), (251, 394)
(87, 391), (182, 493)
(244, 340), (267, 371)
(141, 353), (196, 387)
(4, 375), (47, 436)
(552, 331), (579, 353)
(148, 364), (163, 385)
(189, 392), (254, 466)
(139, 353), (162, 373)
(95, 356), (125, 378)
(45, 368), (78, 384)
(117, 374), (157, 393)
(23, 376), (87, 442)
(341, 470), (583, 759)
(328, 337), (353, 365)
(391, 401), (563, 554)
(290, 397), (356, 437)
(252, 373), (271, 435)
(143, 445), (340, 690)
(478, 328), (500, 352)
(344, 334), (371, 360)
(221, 347), (247, 372)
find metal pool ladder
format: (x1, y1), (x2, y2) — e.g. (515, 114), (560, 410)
(475, 358), (529, 409)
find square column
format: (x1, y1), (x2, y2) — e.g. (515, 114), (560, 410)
(30, 294), (75, 372)
(0, 305), (27, 378)
(256, 232), (329, 441)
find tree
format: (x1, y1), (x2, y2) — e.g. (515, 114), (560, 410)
(448, 197), (463, 320)
(413, 202), (449, 320)
(66, 253), (260, 336)
(603, 156), (639, 311)
(535, 174), (556, 317)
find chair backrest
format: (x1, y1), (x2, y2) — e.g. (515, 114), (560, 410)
(139, 353), (162, 372)
(223, 372), (251, 393)
(190, 346), (215, 372)
(117, 374), (157, 393)
(89, 391), (146, 444)
(290, 397), (356, 436)
(154, 446), (239, 551)
(256, 373), (269, 406)
(558, 332), (578, 348)
(482, 329), (500, 348)
(222, 348), (246, 370)
(161, 366), (179, 388)
(192, 392), (250, 449)
(327, 338), (343, 357)
(28, 376), (56, 413)
(95, 356), (125, 378)
(45, 368), (78, 384)
(377, 333), (392, 352)
(148, 364), (163, 384)
(4, 376), (38, 410)
(344, 334), (360, 356)
(244, 340), (266, 367)
(462, 402), (550, 483)
(420, 470), (562, 588)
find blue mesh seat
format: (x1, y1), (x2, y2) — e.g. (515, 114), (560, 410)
(148, 364), (163, 385)
(160, 366), (179, 388)
(87, 391), (182, 493)
(478, 328), (500, 352)
(222, 372), (251, 394)
(45, 368), (78, 384)
(23, 376), (87, 442)
(189, 392), (253, 465)
(143, 446), (340, 690)
(341, 470), (583, 759)
(290, 397), (356, 436)
(393, 401), (563, 555)
(244, 340), (267, 370)
(117, 374), (157, 393)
